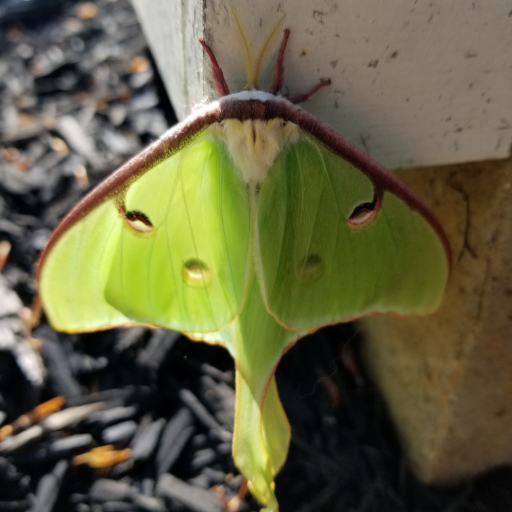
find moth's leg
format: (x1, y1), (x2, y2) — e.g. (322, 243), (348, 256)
(270, 29), (290, 94)
(199, 38), (231, 97)
(289, 79), (332, 104)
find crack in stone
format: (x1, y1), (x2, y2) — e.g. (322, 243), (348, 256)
(447, 171), (477, 261)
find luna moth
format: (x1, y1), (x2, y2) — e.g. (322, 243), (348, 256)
(37, 15), (451, 512)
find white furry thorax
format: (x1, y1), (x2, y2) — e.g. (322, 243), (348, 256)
(208, 92), (300, 184)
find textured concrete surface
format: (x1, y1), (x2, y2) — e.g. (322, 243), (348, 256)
(360, 159), (512, 483)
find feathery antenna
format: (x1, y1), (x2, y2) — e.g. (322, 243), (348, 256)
(231, 10), (287, 89)
(231, 9), (254, 88)
(252, 13), (286, 89)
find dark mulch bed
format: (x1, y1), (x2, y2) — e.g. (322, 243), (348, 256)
(0, 1), (511, 511)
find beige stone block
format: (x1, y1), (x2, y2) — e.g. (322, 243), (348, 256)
(360, 159), (512, 483)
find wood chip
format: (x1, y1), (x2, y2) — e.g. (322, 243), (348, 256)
(76, 2), (99, 20)
(156, 473), (225, 512)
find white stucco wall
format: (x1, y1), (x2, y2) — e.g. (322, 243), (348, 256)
(131, 0), (512, 170)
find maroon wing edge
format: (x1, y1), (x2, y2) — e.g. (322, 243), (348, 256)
(37, 96), (452, 282)
(219, 98), (453, 273)
(36, 104), (222, 280)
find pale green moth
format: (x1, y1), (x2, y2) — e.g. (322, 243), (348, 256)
(37, 15), (451, 512)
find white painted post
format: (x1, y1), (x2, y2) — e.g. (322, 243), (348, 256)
(131, 0), (512, 169)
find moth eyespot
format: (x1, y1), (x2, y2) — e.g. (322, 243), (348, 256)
(296, 253), (324, 284)
(348, 195), (380, 228)
(182, 259), (211, 288)
(124, 210), (153, 233)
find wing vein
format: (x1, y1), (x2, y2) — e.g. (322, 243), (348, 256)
(269, 154), (287, 307)
(164, 146), (189, 328)
(182, 146), (217, 328)
(312, 141), (341, 217)
(200, 144), (218, 325)
(95, 203), (121, 324)
(66, 218), (86, 328)
(218, 149), (239, 309)
(145, 231), (157, 321)
(300, 141), (327, 268)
